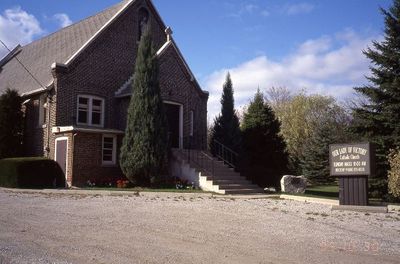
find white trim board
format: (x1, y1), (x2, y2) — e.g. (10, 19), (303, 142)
(23, 1), (137, 98)
(21, 0), (174, 99)
(21, 81), (53, 98)
(52, 126), (124, 135)
(157, 39), (196, 83)
(55, 136), (69, 185)
(164, 100), (183, 149)
(102, 134), (117, 165)
(156, 40), (172, 56)
(63, 0), (169, 66)
(116, 39), (208, 98)
(76, 95), (105, 127)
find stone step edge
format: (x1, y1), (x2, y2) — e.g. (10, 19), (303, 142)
(280, 194), (339, 206)
(218, 185), (260, 189)
(224, 189), (264, 193)
(331, 205), (388, 213)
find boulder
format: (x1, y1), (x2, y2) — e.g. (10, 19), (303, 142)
(264, 187), (277, 193)
(280, 175), (307, 194)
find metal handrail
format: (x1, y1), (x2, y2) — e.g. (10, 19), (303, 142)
(200, 150), (214, 160)
(178, 135), (215, 178)
(173, 135), (240, 178)
(213, 139), (239, 156)
(191, 150), (215, 177)
(212, 139), (238, 169)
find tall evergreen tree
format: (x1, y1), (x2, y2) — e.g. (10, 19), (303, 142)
(352, 0), (400, 197)
(300, 122), (338, 185)
(300, 100), (351, 185)
(119, 26), (168, 186)
(0, 88), (23, 159)
(241, 90), (288, 188)
(210, 73), (241, 154)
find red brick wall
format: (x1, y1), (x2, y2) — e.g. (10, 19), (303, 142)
(32, 0), (209, 185)
(158, 45), (208, 146)
(23, 94), (45, 156)
(54, 0), (167, 129)
(72, 132), (123, 186)
(23, 87), (58, 160)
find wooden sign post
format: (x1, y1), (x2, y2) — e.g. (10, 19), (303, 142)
(329, 143), (375, 206)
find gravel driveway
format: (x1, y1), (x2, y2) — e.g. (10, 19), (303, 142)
(0, 188), (399, 264)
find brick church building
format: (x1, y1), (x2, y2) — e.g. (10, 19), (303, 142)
(0, 0), (209, 186)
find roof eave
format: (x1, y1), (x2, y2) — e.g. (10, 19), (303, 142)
(168, 39), (209, 98)
(0, 45), (22, 68)
(21, 81), (54, 98)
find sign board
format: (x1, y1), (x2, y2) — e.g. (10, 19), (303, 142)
(329, 143), (374, 176)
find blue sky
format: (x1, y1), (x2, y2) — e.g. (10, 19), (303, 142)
(0, 0), (393, 119)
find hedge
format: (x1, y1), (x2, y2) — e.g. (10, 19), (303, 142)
(0, 157), (66, 188)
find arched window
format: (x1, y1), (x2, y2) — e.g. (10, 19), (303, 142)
(138, 7), (149, 40)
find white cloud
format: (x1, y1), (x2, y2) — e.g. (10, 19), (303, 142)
(0, 6), (43, 58)
(285, 3), (315, 15)
(226, 3), (269, 19)
(53, 13), (72, 28)
(226, 1), (314, 19)
(297, 36), (332, 54)
(260, 10), (270, 17)
(244, 4), (258, 13)
(203, 30), (377, 120)
(227, 4), (258, 19)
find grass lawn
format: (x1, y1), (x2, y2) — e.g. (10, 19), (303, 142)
(305, 185), (339, 198)
(284, 184), (339, 200)
(292, 185), (400, 206)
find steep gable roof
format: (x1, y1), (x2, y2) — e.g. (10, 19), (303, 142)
(115, 40), (209, 98)
(0, 0), (131, 96)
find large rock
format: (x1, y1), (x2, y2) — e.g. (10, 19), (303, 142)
(280, 175), (307, 194)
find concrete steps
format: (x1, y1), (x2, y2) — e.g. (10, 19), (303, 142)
(218, 184), (260, 190)
(172, 149), (263, 195)
(212, 179), (251, 185)
(224, 188), (264, 195)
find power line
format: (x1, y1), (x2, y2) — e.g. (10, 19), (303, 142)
(0, 39), (46, 90)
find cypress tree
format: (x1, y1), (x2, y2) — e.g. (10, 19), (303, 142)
(0, 88), (23, 159)
(241, 90), (288, 188)
(352, 0), (400, 197)
(119, 26), (168, 186)
(210, 73), (241, 154)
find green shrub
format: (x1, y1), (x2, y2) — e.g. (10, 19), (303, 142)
(388, 149), (400, 199)
(0, 157), (66, 188)
(0, 88), (24, 159)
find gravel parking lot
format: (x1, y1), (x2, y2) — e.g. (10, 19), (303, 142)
(0, 188), (399, 264)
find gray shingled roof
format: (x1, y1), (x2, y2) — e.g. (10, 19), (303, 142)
(0, 0), (129, 95)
